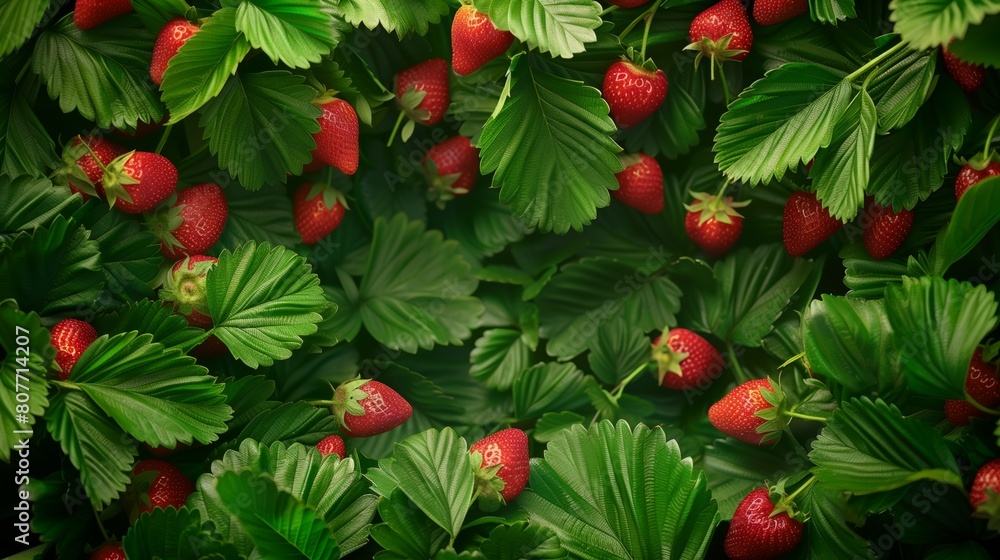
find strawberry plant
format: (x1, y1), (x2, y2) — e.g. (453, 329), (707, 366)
(2, 0), (1000, 559)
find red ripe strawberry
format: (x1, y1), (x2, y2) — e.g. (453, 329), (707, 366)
(609, 0), (651, 7)
(470, 428), (530, 506)
(725, 488), (804, 560)
(396, 59), (450, 128)
(613, 154), (664, 214)
(159, 255), (218, 329)
(782, 191), (844, 256)
(90, 542), (126, 560)
(708, 378), (788, 445)
(862, 199), (913, 260)
(55, 136), (126, 200)
(602, 61), (668, 129)
(50, 319), (99, 380)
(752, 0), (809, 26)
(316, 435), (346, 459)
(311, 98), (360, 176)
(451, 5), (515, 76)
(151, 18), (199, 85)
(153, 183), (228, 260)
(331, 379), (412, 437)
(74, 0), (133, 30)
(955, 160), (1000, 200)
(686, 0), (753, 71)
(944, 348), (1000, 426)
(101, 151), (179, 214)
(129, 459), (194, 519)
(424, 135), (479, 200)
(684, 192), (750, 257)
(292, 183), (348, 245)
(651, 328), (724, 390)
(942, 46), (986, 94)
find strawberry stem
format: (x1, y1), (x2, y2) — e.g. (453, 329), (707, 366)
(155, 124), (173, 156)
(981, 114), (1000, 162)
(387, 111), (406, 147)
(844, 41), (907, 82)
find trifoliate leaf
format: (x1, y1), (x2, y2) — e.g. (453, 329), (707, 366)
(479, 53), (623, 234)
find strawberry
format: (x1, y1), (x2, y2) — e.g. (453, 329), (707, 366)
(311, 98), (360, 176)
(89, 542), (126, 560)
(128, 459), (194, 520)
(782, 191), (844, 256)
(316, 435), (346, 459)
(971, 458), (1000, 527)
(686, 0), (753, 73)
(151, 183), (228, 260)
(708, 378), (788, 445)
(74, 0), (133, 30)
(861, 199), (913, 260)
(602, 61), (668, 129)
(609, 0), (651, 7)
(100, 151), (179, 214)
(451, 5), (515, 76)
(54, 135), (126, 200)
(424, 135), (480, 201)
(292, 183), (348, 245)
(470, 428), (530, 508)
(752, 0), (809, 26)
(151, 18), (199, 85)
(955, 160), (1000, 200)
(942, 45), (986, 94)
(330, 379), (412, 437)
(684, 192), (750, 257)
(394, 59), (450, 141)
(651, 328), (724, 390)
(944, 347), (1000, 426)
(725, 487), (804, 560)
(50, 319), (99, 380)
(613, 154), (664, 214)
(159, 255), (218, 329)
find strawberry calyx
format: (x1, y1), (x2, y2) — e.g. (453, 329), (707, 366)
(651, 335), (689, 384)
(684, 191), (750, 226)
(683, 33), (747, 78)
(100, 150), (142, 208)
(973, 487), (1000, 531)
(469, 450), (506, 511)
(158, 256), (214, 317)
(330, 377), (373, 428)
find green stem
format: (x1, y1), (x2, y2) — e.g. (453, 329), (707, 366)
(844, 41), (907, 82)
(612, 363), (650, 401)
(386, 111), (406, 147)
(981, 113), (1000, 161)
(727, 344), (748, 384)
(785, 409), (828, 422)
(783, 475), (817, 503)
(154, 124), (173, 156)
(599, 5), (619, 17)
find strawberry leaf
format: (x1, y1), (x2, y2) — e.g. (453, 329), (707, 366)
(810, 397), (964, 494)
(0, 300), (51, 462)
(479, 53), (623, 234)
(714, 63), (853, 185)
(199, 69), (320, 189)
(889, 0), (1000, 50)
(70, 332), (233, 448)
(0, 215), (104, 316)
(884, 276), (998, 399)
(808, 0), (857, 24)
(811, 89), (876, 221)
(45, 391), (137, 508)
(160, 7), (250, 123)
(521, 421), (719, 559)
(368, 427), (475, 541)
(338, 0), (449, 36)
(206, 241), (326, 367)
(927, 175), (1000, 275)
(348, 213), (483, 353)
(474, 0), (602, 59)
(234, 0), (340, 69)
(0, 78), (59, 180)
(868, 79), (970, 211)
